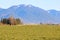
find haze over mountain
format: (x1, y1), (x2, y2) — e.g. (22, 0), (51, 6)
(0, 4), (60, 24)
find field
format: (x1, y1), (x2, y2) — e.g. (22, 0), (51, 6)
(0, 24), (60, 40)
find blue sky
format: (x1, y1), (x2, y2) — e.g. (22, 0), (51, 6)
(0, 0), (60, 10)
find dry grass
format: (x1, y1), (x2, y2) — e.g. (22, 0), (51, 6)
(0, 24), (60, 40)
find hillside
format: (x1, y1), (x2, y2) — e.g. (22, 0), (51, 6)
(0, 4), (60, 24)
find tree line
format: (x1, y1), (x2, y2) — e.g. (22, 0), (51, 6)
(0, 16), (23, 25)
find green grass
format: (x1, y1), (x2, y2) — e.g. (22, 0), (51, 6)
(0, 24), (60, 40)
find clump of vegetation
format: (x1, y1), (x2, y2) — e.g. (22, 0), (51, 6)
(0, 16), (23, 25)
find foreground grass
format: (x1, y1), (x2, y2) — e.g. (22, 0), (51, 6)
(0, 24), (60, 40)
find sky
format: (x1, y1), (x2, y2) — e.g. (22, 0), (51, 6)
(0, 0), (60, 10)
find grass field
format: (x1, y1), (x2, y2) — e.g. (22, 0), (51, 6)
(0, 24), (60, 40)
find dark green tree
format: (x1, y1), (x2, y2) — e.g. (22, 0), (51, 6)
(16, 18), (23, 24)
(1, 18), (10, 24)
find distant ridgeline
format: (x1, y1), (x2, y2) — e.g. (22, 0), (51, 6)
(0, 4), (60, 24)
(0, 16), (23, 25)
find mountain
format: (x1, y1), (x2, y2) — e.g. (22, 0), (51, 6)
(0, 4), (60, 24)
(48, 10), (60, 24)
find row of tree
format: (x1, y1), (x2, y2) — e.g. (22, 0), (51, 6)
(0, 16), (23, 25)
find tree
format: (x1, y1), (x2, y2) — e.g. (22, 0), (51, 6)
(0, 16), (23, 25)
(8, 16), (17, 25)
(1, 18), (10, 24)
(16, 18), (23, 24)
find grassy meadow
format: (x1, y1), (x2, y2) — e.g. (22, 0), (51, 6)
(0, 24), (60, 40)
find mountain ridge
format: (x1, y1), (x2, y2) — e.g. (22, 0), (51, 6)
(0, 4), (60, 24)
